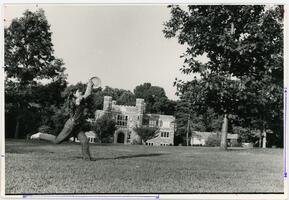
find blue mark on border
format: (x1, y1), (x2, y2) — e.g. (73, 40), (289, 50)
(22, 194), (31, 198)
(22, 194), (159, 199)
(284, 88), (287, 178)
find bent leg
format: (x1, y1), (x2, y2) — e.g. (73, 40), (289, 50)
(31, 119), (75, 144)
(54, 119), (75, 144)
(77, 131), (91, 160)
(39, 133), (57, 142)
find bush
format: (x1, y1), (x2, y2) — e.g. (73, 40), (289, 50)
(133, 126), (159, 144)
(38, 125), (53, 134)
(131, 139), (141, 145)
(205, 134), (221, 147)
(233, 126), (258, 143)
(92, 113), (117, 143)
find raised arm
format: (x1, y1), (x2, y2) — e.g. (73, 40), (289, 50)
(82, 79), (94, 99)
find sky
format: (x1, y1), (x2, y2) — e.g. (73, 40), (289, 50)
(4, 4), (206, 100)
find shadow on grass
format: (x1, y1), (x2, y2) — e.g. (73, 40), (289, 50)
(5, 148), (55, 154)
(226, 147), (256, 151)
(76, 153), (165, 161)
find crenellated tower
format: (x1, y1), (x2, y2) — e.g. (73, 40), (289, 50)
(136, 98), (145, 126)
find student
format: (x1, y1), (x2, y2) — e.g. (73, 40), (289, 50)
(30, 79), (95, 160)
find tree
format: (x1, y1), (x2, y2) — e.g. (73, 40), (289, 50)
(164, 5), (283, 148)
(134, 82), (175, 114)
(232, 126), (259, 144)
(133, 126), (159, 144)
(92, 113), (117, 143)
(174, 77), (225, 146)
(5, 9), (66, 138)
(117, 91), (136, 106)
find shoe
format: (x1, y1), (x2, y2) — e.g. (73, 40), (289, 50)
(30, 132), (41, 139)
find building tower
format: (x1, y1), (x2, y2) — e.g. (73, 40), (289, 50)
(136, 98), (145, 126)
(103, 96), (112, 111)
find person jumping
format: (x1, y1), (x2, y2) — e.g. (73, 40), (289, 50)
(30, 78), (96, 160)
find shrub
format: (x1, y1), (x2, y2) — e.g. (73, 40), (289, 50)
(38, 125), (53, 134)
(205, 134), (221, 147)
(131, 139), (141, 145)
(92, 113), (117, 143)
(233, 126), (258, 143)
(133, 126), (159, 144)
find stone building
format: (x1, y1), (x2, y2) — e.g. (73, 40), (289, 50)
(145, 114), (175, 146)
(95, 96), (175, 146)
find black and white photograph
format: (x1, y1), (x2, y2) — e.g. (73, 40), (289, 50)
(1, 1), (287, 198)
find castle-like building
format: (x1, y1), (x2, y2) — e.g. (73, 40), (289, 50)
(95, 96), (175, 146)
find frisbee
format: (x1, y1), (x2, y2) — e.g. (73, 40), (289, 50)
(90, 76), (101, 88)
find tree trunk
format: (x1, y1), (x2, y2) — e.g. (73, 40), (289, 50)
(186, 114), (190, 146)
(14, 116), (20, 139)
(220, 114), (228, 150)
(259, 131), (262, 148)
(262, 130), (267, 148)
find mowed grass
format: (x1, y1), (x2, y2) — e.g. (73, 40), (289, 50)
(5, 139), (284, 194)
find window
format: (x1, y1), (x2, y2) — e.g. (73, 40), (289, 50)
(161, 132), (169, 138)
(116, 115), (128, 127)
(159, 120), (163, 127)
(149, 120), (157, 127)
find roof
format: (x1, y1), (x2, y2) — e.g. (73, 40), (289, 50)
(146, 114), (175, 121)
(191, 131), (217, 140)
(227, 133), (239, 139)
(191, 131), (239, 140)
(85, 131), (96, 138)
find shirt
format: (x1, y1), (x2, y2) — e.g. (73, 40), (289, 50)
(68, 97), (87, 125)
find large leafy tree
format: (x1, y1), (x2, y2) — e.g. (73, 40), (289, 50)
(117, 91), (136, 106)
(133, 126), (159, 144)
(174, 79), (224, 145)
(87, 86), (137, 112)
(134, 82), (176, 114)
(92, 113), (117, 143)
(5, 9), (67, 138)
(164, 5), (283, 148)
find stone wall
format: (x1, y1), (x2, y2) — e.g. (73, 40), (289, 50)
(95, 96), (175, 146)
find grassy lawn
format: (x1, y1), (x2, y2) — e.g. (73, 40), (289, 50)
(5, 139), (284, 194)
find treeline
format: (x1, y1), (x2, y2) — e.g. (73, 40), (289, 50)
(5, 80), (178, 139)
(5, 7), (284, 148)
(164, 5), (283, 147)
(3, 9), (177, 140)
